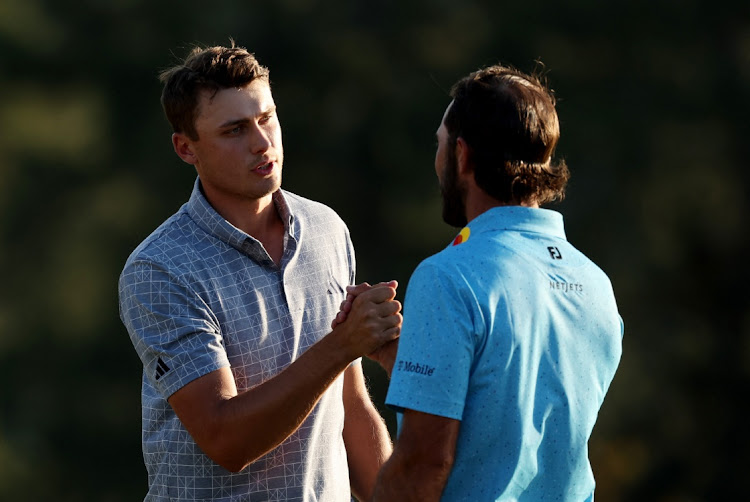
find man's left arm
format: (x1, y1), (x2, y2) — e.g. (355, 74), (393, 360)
(343, 363), (392, 501)
(372, 409), (460, 502)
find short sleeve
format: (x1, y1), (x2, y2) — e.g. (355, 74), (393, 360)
(386, 260), (479, 420)
(119, 259), (230, 399)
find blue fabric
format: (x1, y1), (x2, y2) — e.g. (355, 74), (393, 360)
(119, 178), (355, 501)
(386, 206), (623, 501)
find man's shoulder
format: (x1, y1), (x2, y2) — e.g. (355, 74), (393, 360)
(419, 229), (508, 267)
(122, 204), (197, 272)
(411, 228), (536, 288)
(408, 247), (464, 290)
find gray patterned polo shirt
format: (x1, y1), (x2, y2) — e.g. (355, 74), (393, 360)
(119, 178), (356, 501)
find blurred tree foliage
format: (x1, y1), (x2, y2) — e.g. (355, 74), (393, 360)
(0, 0), (748, 500)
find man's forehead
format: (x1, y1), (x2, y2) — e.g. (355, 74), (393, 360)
(443, 100), (454, 117)
(195, 81), (274, 122)
(199, 80), (272, 104)
(437, 100), (454, 134)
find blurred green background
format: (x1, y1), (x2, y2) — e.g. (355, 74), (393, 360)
(1, 0), (748, 500)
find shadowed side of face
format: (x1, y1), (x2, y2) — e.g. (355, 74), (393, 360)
(435, 101), (467, 228)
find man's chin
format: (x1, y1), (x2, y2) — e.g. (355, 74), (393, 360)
(260, 175), (282, 196)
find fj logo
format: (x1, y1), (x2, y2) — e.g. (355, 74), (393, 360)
(548, 246), (562, 260)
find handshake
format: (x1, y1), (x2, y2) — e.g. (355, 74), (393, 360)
(330, 280), (402, 377)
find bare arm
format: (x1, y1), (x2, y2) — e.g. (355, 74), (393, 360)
(342, 363), (392, 501)
(372, 409), (460, 502)
(168, 286), (402, 472)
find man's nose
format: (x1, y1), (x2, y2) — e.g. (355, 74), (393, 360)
(250, 125), (272, 154)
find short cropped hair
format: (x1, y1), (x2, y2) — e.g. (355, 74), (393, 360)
(159, 42), (270, 140)
(445, 64), (570, 205)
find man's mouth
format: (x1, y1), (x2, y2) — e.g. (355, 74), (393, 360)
(253, 161), (274, 175)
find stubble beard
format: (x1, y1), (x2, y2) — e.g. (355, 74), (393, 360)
(440, 149), (468, 228)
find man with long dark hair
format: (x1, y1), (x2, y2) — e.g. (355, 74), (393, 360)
(369, 64), (623, 501)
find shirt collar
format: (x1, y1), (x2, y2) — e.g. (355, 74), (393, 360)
(463, 206), (567, 240)
(185, 177), (295, 261)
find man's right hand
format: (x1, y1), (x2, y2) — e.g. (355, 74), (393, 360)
(331, 280), (398, 329)
(330, 282), (402, 359)
(330, 281), (401, 374)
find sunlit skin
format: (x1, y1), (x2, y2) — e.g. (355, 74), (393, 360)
(434, 101), (452, 183)
(172, 79), (285, 261)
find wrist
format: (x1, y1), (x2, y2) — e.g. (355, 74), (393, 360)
(322, 324), (361, 367)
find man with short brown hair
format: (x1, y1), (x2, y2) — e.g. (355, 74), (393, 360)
(119, 43), (401, 501)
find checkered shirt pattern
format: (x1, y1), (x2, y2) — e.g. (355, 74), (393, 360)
(119, 178), (355, 501)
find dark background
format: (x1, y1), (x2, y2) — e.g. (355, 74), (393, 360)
(1, 1), (748, 500)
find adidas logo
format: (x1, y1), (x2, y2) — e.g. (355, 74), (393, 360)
(155, 358), (170, 381)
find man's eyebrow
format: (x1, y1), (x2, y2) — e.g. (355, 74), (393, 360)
(218, 118), (249, 129)
(218, 106), (277, 129)
(259, 105), (277, 119)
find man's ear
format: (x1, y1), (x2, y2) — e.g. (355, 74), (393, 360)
(172, 132), (198, 165)
(455, 137), (473, 176)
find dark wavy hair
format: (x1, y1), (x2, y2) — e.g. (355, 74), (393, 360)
(444, 64), (570, 205)
(159, 41), (270, 140)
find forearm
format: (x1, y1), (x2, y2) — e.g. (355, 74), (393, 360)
(169, 285), (401, 472)
(182, 335), (352, 471)
(346, 413), (391, 501)
(371, 410), (459, 502)
(343, 366), (393, 501)
(372, 448), (452, 502)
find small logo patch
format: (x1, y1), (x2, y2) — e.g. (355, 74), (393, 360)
(550, 280), (583, 293)
(452, 227), (471, 246)
(155, 357), (170, 381)
(547, 246), (562, 260)
(397, 360), (436, 376)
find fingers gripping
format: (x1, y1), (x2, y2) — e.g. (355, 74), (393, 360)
(331, 281), (402, 357)
(332, 281), (399, 329)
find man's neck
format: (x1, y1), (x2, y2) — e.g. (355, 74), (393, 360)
(246, 201), (286, 265)
(202, 186), (286, 265)
(235, 194), (281, 238)
(464, 187), (538, 223)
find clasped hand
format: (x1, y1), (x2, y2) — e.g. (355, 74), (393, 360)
(331, 281), (401, 376)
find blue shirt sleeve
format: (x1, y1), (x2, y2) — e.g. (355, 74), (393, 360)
(119, 259), (230, 399)
(385, 260), (480, 421)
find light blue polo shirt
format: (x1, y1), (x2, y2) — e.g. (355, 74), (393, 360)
(386, 206), (623, 501)
(119, 178), (355, 501)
